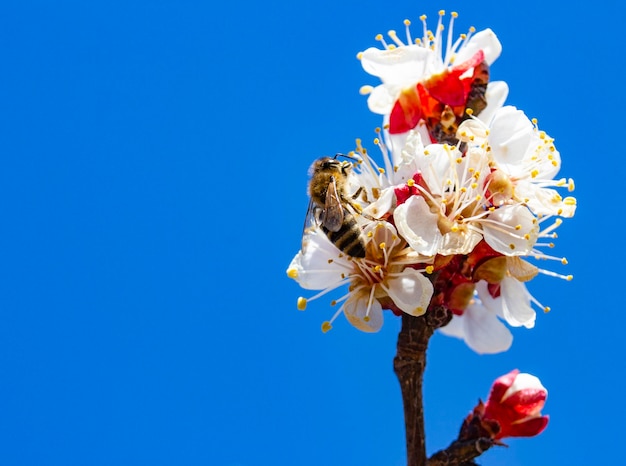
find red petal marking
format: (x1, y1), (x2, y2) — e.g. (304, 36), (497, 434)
(487, 370), (519, 403)
(388, 50), (487, 135)
(504, 389), (547, 415)
(501, 415), (549, 439)
(389, 85), (423, 134)
(422, 50), (486, 107)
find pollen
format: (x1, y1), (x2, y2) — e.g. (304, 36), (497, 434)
(321, 321), (332, 333)
(425, 266), (434, 274)
(297, 297), (307, 311)
(407, 178), (415, 187)
(465, 108), (474, 116)
(287, 268), (298, 279)
(379, 242), (386, 249)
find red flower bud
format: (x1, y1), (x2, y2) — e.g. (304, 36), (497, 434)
(482, 369), (549, 439)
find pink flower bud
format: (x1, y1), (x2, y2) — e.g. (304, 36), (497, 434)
(482, 369), (549, 439)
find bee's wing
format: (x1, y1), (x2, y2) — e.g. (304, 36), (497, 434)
(302, 198), (320, 234)
(321, 176), (344, 232)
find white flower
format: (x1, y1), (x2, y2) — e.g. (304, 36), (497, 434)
(439, 294), (513, 354)
(439, 275), (542, 353)
(287, 222), (434, 333)
(358, 11), (508, 137)
(459, 106), (577, 218)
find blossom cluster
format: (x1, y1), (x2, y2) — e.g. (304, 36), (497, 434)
(287, 11), (576, 354)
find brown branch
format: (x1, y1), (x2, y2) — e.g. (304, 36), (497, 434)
(427, 438), (496, 466)
(393, 313), (434, 466)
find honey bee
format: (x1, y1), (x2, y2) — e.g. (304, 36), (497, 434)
(304, 155), (366, 258)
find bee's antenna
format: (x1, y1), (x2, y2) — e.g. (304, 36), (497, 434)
(334, 152), (360, 161)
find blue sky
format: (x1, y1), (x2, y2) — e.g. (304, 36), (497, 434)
(0, 1), (623, 465)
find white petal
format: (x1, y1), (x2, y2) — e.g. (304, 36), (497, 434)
(515, 182), (576, 218)
(366, 84), (395, 114)
(455, 28), (502, 65)
(386, 268), (434, 316)
(394, 196), (441, 256)
(500, 277), (536, 328)
(478, 81), (509, 124)
(504, 373), (547, 399)
(360, 46), (434, 86)
(440, 301), (513, 354)
(362, 187), (395, 219)
(438, 229), (483, 256)
(488, 106), (534, 169)
(343, 292), (383, 333)
(483, 205), (538, 256)
(287, 229), (351, 290)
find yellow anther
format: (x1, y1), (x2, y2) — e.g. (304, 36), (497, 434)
(359, 85), (374, 95)
(470, 182), (478, 189)
(469, 26), (476, 32)
(420, 14), (427, 21)
(564, 196), (576, 205)
(287, 268), (298, 279)
(407, 178), (415, 187)
(363, 316), (370, 322)
(414, 307), (424, 314)
(515, 224), (522, 230)
(367, 231), (373, 238)
(378, 167), (385, 174)
(439, 9), (445, 15)
(374, 265), (382, 273)
(532, 118), (538, 125)
(566, 275), (573, 281)
(549, 242), (555, 248)
(465, 108), (474, 115)
(375, 33), (383, 41)
(456, 157), (463, 164)
(373, 137), (380, 144)
(425, 266), (434, 274)
(327, 259), (334, 264)
(530, 169), (539, 178)
(452, 11), (458, 17)
(561, 257), (569, 265)
(330, 300), (337, 306)
(321, 321), (332, 333)
(297, 297), (307, 311)
(379, 242), (386, 249)
(424, 149), (430, 155)
(543, 306), (551, 313)
(404, 19), (411, 26)
(388, 29), (397, 37)
(356, 51), (363, 60)
(568, 179), (575, 191)
(509, 243), (516, 250)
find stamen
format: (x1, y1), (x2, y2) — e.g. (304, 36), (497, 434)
(375, 33), (389, 49)
(404, 19), (412, 44)
(297, 297), (307, 310)
(388, 29), (405, 47)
